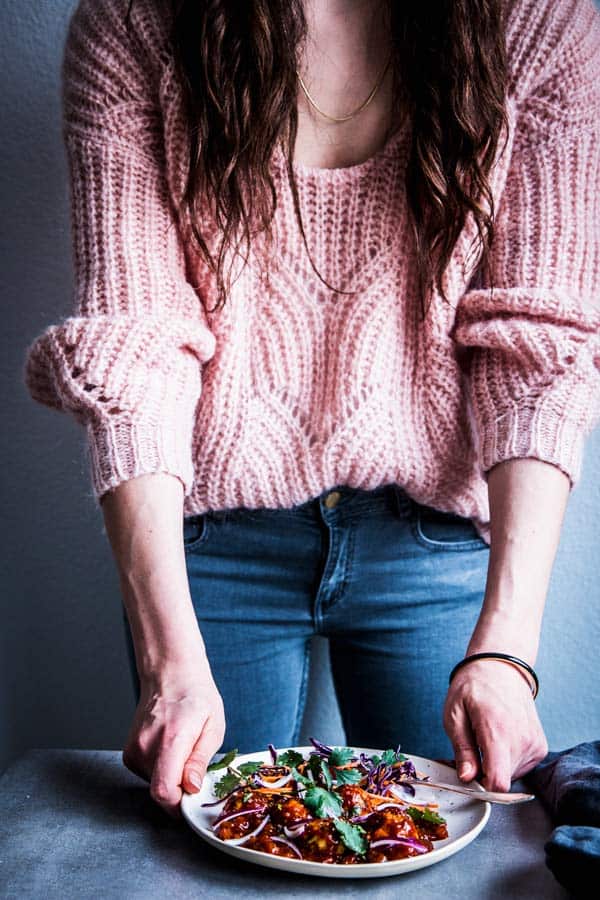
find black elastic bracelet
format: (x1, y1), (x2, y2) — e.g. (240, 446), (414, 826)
(449, 652), (539, 699)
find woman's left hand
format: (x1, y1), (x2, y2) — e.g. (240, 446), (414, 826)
(442, 659), (549, 792)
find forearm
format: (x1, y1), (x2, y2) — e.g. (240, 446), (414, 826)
(101, 472), (208, 683)
(467, 457), (571, 664)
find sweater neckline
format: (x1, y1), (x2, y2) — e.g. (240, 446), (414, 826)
(273, 120), (407, 181)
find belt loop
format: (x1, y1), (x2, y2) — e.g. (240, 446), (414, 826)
(391, 482), (411, 519)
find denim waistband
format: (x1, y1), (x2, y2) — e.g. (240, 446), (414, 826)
(205, 481), (414, 526)
(294, 481), (413, 521)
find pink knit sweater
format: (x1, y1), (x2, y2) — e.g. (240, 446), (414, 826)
(24, 0), (600, 545)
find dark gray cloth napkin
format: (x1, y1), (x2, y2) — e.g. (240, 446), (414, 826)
(524, 740), (600, 896)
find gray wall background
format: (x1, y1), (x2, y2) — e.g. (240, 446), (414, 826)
(2, 0), (599, 775)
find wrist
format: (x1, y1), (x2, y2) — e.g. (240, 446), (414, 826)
(450, 652), (539, 698)
(138, 648), (213, 690)
(132, 621), (211, 685)
(467, 608), (540, 666)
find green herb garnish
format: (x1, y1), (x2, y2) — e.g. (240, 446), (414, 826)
(238, 761), (263, 776)
(290, 766), (311, 787)
(276, 750), (304, 768)
(207, 748), (239, 772)
(406, 806), (447, 825)
(211, 757), (266, 798)
(329, 747), (355, 767)
(303, 786), (344, 819)
(213, 772), (242, 798)
(381, 749), (398, 765)
(332, 817), (368, 855)
(334, 766), (363, 786)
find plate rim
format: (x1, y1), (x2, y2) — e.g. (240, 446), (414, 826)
(180, 745), (492, 878)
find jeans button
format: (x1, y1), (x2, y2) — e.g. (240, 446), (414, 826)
(324, 490), (341, 509)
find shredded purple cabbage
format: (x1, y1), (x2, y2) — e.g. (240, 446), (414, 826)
(358, 752), (374, 774)
(308, 737), (333, 757)
(370, 836), (430, 854)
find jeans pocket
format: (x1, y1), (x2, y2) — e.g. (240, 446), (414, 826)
(411, 502), (488, 552)
(183, 513), (211, 552)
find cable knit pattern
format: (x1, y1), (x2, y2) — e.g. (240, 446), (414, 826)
(23, 0), (600, 544)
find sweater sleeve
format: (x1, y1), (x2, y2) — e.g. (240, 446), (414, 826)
(23, 0), (216, 503)
(451, 0), (600, 488)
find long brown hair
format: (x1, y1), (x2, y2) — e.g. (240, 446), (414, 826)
(126, 0), (510, 316)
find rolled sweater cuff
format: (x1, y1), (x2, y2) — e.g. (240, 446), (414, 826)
(480, 399), (585, 489)
(85, 418), (194, 504)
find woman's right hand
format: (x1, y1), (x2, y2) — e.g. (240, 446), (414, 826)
(99, 472), (226, 818)
(122, 664), (226, 819)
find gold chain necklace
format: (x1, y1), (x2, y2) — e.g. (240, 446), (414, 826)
(296, 51), (393, 123)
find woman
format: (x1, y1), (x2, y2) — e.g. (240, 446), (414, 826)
(24, 0), (600, 820)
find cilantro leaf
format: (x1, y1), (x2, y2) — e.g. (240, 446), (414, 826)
(329, 747), (355, 767)
(276, 750), (305, 768)
(370, 754), (381, 766)
(306, 754), (332, 789)
(332, 818), (367, 855)
(306, 754), (321, 779)
(290, 766), (311, 787)
(303, 786), (344, 819)
(320, 758), (333, 790)
(334, 767), (363, 786)
(238, 762), (263, 776)
(406, 806), (447, 825)
(207, 748), (239, 772)
(379, 748), (407, 765)
(213, 772), (241, 798)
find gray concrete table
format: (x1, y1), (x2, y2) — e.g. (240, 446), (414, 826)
(0, 750), (567, 899)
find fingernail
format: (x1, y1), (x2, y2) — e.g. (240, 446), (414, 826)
(458, 763), (471, 779)
(188, 770), (203, 790)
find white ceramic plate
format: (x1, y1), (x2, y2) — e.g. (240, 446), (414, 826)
(181, 745), (491, 879)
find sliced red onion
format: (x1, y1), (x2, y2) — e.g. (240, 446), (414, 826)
(283, 820), (311, 838)
(221, 814), (270, 846)
(254, 773), (294, 789)
(271, 836), (303, 859)
(369, 837), (430, 854)
(268, 744), (278, 765)
(384, 783), (415, 800)
(201, 785), (243, 807)
(212, 806), (266, 829)
(350, 802), (407, 823)
(201, 796), (228, 808)
(372, 802), (407, 812)
(350, 812), (374, 824)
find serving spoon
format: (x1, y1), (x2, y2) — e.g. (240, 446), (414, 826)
(402, 777), (535, 805)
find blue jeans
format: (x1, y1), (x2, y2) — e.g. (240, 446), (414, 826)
(123, 482), (490, 760)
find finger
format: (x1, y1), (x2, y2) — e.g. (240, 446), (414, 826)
(122, 713), (160, 783)
(150, 730), (196, 819)
(122, 750), (150, 783)
(182, 717), (225, 794)
(444, 700), (481, 782)
(471, 716), (513, 793)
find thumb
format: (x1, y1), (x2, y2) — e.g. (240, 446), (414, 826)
(182, 718), (224, 794)
(445, 699), (481, 783)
